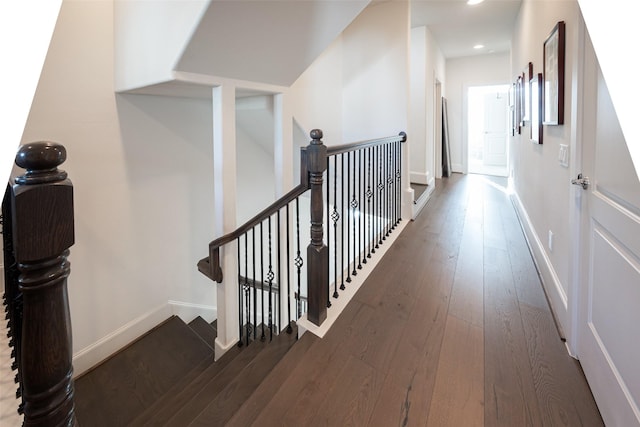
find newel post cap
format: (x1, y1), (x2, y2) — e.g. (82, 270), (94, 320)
(15, 141), (68, 185)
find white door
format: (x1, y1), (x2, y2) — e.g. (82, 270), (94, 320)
(482, 91), (508, 167)
(576, 33), (640, 426)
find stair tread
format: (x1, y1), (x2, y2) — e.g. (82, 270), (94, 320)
(137, 342), (244, 425)
(226, 329), (317, 427)
(161, 337), (268, 426)
(74, 316), (213, 426)
(127, 353), (215, 427)
(186, 326), (299, 426)
(188, 316), (216, 348)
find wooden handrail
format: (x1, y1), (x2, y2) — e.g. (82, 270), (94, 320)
(326, 131), (406, 156)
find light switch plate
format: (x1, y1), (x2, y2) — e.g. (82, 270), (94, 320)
(559, 144), (569, 167)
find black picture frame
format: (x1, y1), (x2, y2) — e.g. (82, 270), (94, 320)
(522, 62), (533, 123)
(543, 21), (565, 125)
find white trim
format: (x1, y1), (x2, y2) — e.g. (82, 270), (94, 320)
(297, 219), (408, 338)
(72, 303), (172, 377)
(412, 177), (435, 220)
(168, 300), (217, 324)
(452, 163), (464, 173)
(511, 192), (569, 337)
(410, 171), (430, 185)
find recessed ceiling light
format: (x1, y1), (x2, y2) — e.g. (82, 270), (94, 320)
(467, 0), (485, 5)
(474, 44), (485, 49)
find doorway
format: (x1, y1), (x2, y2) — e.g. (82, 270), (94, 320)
(467, 85), (509, 177)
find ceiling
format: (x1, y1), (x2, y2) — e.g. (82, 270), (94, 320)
(411, 0), (522, 58)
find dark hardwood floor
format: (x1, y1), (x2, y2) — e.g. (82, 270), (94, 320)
(248, 173), (603, 427)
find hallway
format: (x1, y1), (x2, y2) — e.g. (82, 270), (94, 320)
(246, 173), (603, 426)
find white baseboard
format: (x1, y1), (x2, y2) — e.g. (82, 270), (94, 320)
(510, 192), (568, 337)
(72, 303), (172, 377)
(214, 336), (237, 361)
(412, 177), (435, 220)
(168, 300), (217, 324)
(410, 171), (430, 185)
(452, 163), (464, 173)
(72, 300), (217, 377)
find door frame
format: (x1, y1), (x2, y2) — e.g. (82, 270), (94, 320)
(566, 13), (588, 357)
(463, 83), (510, 176)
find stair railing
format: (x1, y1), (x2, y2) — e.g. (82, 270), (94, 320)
(2, 142), (77, 426)
(199, 129), (406, 346)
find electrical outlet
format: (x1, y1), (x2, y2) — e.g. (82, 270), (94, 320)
(559, 144), (569, 167)
(548, 230), (554, 252)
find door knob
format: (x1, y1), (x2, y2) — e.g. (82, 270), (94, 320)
(571, 173), (590, 190)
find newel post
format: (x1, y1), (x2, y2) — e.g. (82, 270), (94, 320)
(11, 142), (77, 426)
(306, 129), (328, 326)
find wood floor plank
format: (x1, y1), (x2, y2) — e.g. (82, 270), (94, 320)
(484, 246), (543, 427)
(251, 301), (370, 425)
(310, 355), (383, 427)
(519, 303), (604, 426)
(448, 188), (484, 328)
(226, 331), (319, 427)
(427, 314), (484, 427)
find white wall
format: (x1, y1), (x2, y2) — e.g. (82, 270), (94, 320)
(291, 1), (410, 146)
(290, 37), (344, 145)
(446, 53), (511, 173)
(236, 96), (277, 224)
(341, 1), (410, 142)
(510, 0), (581, 330)
(410, 26), (446, 185)
(114, 0), (209, 92)
(20, 1), (216, 373)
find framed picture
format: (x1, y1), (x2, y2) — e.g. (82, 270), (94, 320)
(516, 75), (522, 134)
(531, 73), (543, 144)
(521, 62), (533, 123)
(509, 84), (516, 136)
(543, 21), (565, 125)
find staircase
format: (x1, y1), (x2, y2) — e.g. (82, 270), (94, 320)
(74, 316), (313, 426)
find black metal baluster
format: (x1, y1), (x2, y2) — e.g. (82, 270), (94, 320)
(385, 142), (391, 239)
(244, 233), (250, 345)
(277, 209), (282, 334)
(260, 221), (265, 341)
(359, 149), (365, 267)
(295, 198), (303, 319)
(351, 150), (358, 277)
(332, 155), (339, 299)
(340, 153), (345, 291)
(378, 144), (384, 246)
(362, 148), (368, 265)
(237, 237), (243, 347)
(244, 233), (250, 346)
(390, 143), (394, 231)
(346, 152), (352, 283)
(398, 139), (403, 222)
(391, 141), (397, 229)
(267, 216), (274, 342)
(372, 145), (378, 254)
(326, 158), (331, 308)
(286, 204), (293, 334)
(394, 142), (402, 225)
(252, 227), (257, 340)
(366, 146), (373, 259)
